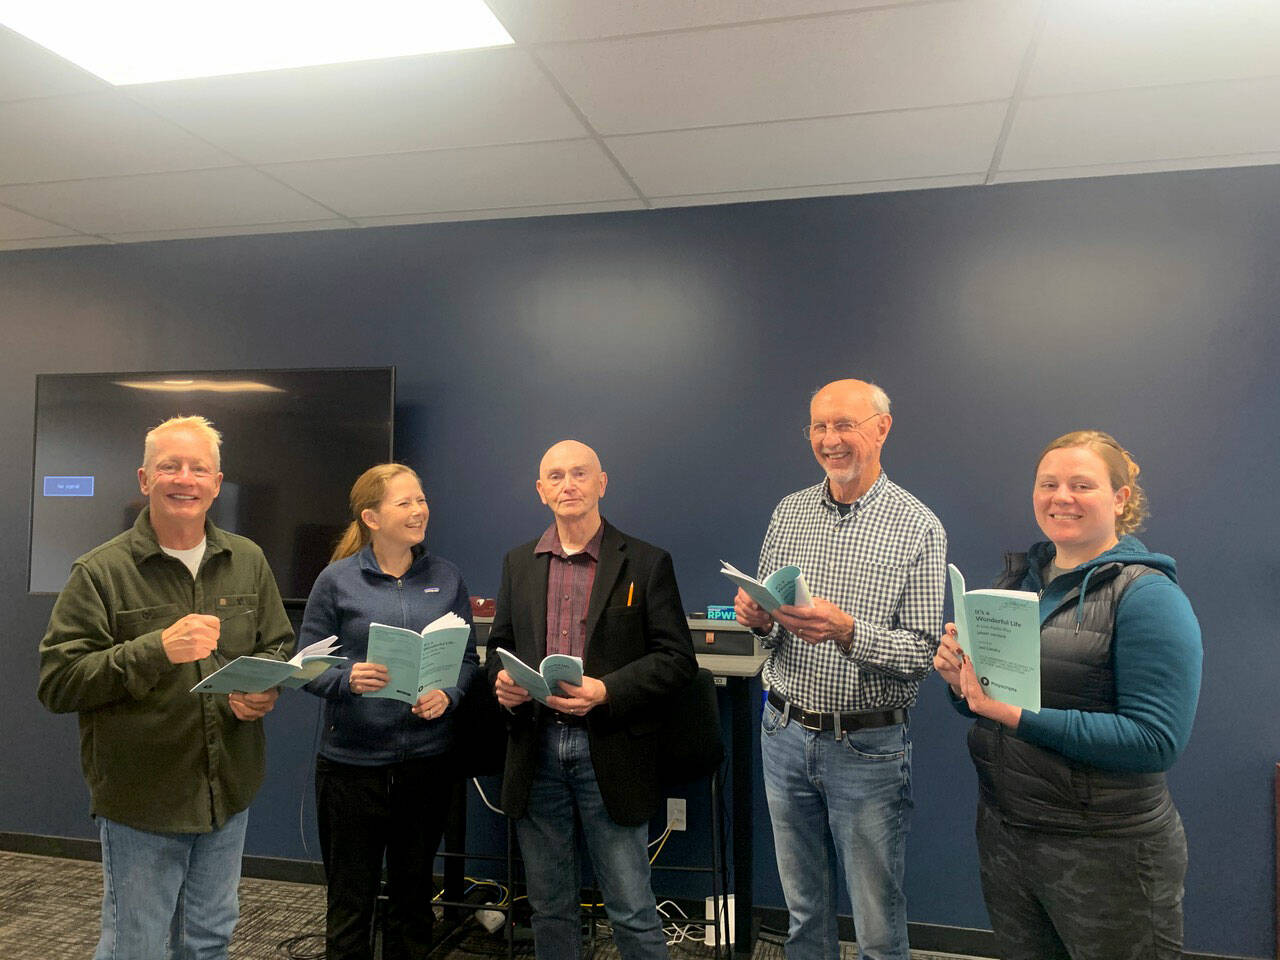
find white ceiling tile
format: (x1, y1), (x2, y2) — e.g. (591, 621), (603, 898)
(0, 167), (339, 234)
(0, 201), (79, 239)
(0, 235), (107, 251)
(538, 0), (1037, 135)
(128, 48), (589, 164)
(608, 103), (1007, 197)
(104, 220), (354, 243)
(1000, 78), (1280, 172)
(486, 0), (918, 42)
(0, 26), (108, 101)
(647, 174), (986, 208)
(0, 93), (238, 184)
(1028, 1), (1280, 97)
(0, 1), (1273, 236)
(263, 140), (638, 218)
(990, 152), (1280, 185)
(355, 199), (646, 226)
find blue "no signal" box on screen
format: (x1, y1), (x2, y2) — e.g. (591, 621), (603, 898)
(44, 476), (94, 497)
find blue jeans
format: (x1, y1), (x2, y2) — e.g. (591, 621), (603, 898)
(515, 723), (667, 960)
(761, 703), (912, 960)
(94, 809), (249, 960)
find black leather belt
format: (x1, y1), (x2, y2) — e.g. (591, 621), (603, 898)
(766, 690), (906, 733)
(549, 711), (588, 727)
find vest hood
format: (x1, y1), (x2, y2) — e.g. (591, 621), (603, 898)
(1025, 535), (1177, 590)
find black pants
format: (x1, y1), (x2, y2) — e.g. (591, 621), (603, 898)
(976, 800), (1187, 960)
(315, 754), (459, 960)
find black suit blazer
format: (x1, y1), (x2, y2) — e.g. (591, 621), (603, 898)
(486, 520), (696, 825)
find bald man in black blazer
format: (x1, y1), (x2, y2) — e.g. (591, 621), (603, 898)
(488, 440), (695, 960)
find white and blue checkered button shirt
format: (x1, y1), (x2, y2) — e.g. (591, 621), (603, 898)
(758, 472), (947, 713)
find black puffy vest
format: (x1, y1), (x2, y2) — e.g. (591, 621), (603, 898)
(967, 553), (1176, 835)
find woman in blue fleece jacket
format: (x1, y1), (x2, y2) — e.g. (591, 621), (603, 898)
(301, 463), (479, 960)
(935, 431), (1202, 960)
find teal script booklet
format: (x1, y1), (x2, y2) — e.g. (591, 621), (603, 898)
(365, 612), (471, 705)
(191, 635), (344, 694)
(948, 564), (1041, 712)
(494, 648), (583, 706)
(719, 560), (812, 612)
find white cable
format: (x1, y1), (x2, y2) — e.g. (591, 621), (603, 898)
(471, 777), (505, 815)
(296, 696), (326, 868)
(649, 821), (674, 848)
(657, 899), (697, 946)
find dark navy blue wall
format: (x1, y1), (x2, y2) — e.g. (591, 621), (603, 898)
(4, 164), (1278, 957)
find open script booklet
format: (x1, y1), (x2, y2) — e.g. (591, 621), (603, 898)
(494, 648), (583, 706)
(948, 564), (1041, 712)
(190, 635), (345, 694)
(364, 612), (472, 705)
(719, 560), (813, 611)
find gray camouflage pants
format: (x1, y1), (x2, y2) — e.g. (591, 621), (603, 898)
(976, 800), (1187, 960)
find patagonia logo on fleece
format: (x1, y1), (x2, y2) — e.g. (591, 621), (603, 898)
(423, 587), (440, 593)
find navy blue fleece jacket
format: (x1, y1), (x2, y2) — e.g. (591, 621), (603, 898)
(301, 543), (479, 765)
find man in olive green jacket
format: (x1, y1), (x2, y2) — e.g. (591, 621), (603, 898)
(38, 415), (293, 960)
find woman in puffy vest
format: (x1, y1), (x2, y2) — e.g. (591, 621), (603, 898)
(935, 430), (1202, 960)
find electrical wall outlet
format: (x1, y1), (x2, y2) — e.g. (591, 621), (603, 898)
(667, 797), (687, 831)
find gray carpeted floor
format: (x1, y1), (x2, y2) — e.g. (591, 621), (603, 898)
(0, 850), (983, 959)
(0, 850), (330, 959)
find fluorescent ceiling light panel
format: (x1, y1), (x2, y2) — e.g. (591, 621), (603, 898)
(0, 0), (514, 85)
(114, 379), (285, 393)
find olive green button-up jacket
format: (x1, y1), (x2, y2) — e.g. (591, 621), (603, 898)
(38, 508), (294, 833)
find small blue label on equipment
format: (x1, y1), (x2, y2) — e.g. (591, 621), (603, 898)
(44, 476), (94, 497)
(706, 605), (737, 621)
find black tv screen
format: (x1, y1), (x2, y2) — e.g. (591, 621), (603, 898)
(30, 367), (394, 602)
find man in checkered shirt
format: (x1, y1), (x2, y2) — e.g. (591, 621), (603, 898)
(735, 378), (946, 960)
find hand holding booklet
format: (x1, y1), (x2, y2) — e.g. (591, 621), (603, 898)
(494, 647), (583, 706)
(190, 635), (345, 694)
(364, 612), (471, 705)
(948, 564), (1041, 712)
(719, 560), (813, 612)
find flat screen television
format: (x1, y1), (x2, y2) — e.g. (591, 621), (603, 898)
(29, 367), (394, 602)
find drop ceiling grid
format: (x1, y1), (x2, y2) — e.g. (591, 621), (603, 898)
(1, 1), (1279, 250)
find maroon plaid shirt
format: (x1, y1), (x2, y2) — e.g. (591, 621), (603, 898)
(535, 522), (604, 659)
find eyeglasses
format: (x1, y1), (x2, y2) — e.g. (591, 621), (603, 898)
(154, 462), (216, 478)
(802, 413), (882, 439)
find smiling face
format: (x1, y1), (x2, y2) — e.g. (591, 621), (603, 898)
(137, 426), (222, 540)
(362, 471), (428, 553)
(536, 440), (607, 527)
(808, 380), (891, 502)
(1034, 446), (1130, 566)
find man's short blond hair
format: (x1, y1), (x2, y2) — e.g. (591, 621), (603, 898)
(142, 416), (223, 471)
